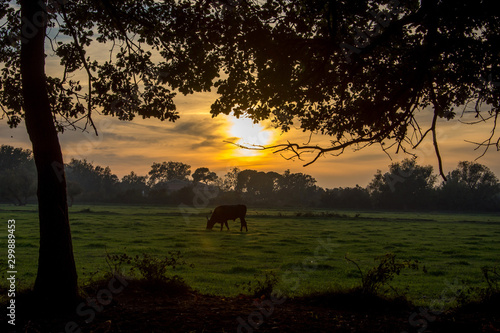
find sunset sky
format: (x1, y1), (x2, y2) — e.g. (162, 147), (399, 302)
(1, 88), (499, 189)
(2, 3), (498, 190)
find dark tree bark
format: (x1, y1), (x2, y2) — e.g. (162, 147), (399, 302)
(20, 0), (78, 307)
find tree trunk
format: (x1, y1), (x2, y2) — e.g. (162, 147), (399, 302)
(20, 0), (78, 308)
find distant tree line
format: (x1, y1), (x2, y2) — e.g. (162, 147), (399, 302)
(1, 145), (499, 211)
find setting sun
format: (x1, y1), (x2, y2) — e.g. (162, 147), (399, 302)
(227, 116), (274, 156)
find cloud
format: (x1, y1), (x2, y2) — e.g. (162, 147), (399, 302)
(190, 137), (225, 150)
(170, 117), (226, 139)
(2, 90), (499, 189)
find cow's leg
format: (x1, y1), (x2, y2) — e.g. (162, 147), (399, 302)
(241, 218), (248, 232)
(220, 221), (223, 231)
(225, 220), (230, 230)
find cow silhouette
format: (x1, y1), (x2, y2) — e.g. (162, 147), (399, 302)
(206, 204), (248, 231)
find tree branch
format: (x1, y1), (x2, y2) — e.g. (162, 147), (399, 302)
(429, 86), (447, 180)
(465, 110), (500, 159)
(60, 4), (97, 135)
(431, 110), (446, 181)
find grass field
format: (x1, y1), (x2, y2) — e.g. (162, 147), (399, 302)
(1, 204), (499, 307)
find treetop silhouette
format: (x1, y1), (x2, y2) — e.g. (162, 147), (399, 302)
(207, 0), (499, 178)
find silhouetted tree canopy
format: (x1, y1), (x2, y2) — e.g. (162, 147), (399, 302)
(221, 167), (240, 192)
(439, 161), (499, 210)
(277, 169), (319, 205)
(368, 158), (437, 209)
(192, 167), (218, 184)
(1, 0), (221, 130)
(448, 161), (499, 191)
(207, 0), (500, 178)
(321, 185), (371, 210)
(148, 161), (192, 185)
(120, 171), (149, 199)
(65, 158), (119, 201)
(1, 144), (498, 210)
(0, 145), (36, 205)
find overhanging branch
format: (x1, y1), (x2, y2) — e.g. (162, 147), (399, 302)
(60, 4), (97, 135)
(428, 86), (447, 181)
(224, 131), (384, 167)
(464, 110), (500, 159)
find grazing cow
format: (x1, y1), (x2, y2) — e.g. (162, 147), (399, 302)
(206, 204), (248, 231)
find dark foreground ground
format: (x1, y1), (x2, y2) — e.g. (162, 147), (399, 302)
(3, 280), (500, 333)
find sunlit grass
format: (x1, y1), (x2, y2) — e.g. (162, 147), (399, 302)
(0, 204), (498, 307)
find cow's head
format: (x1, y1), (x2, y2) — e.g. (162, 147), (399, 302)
(206, 216), (215, 230)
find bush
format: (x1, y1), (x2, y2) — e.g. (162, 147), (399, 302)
(456, 265), (500, 306)
(345, 253), (420, 295)
(236, 271), (280, 298)
(106, 251), (194, 284)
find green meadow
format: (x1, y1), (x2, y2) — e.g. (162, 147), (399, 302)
(1, 204), (499, 307)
